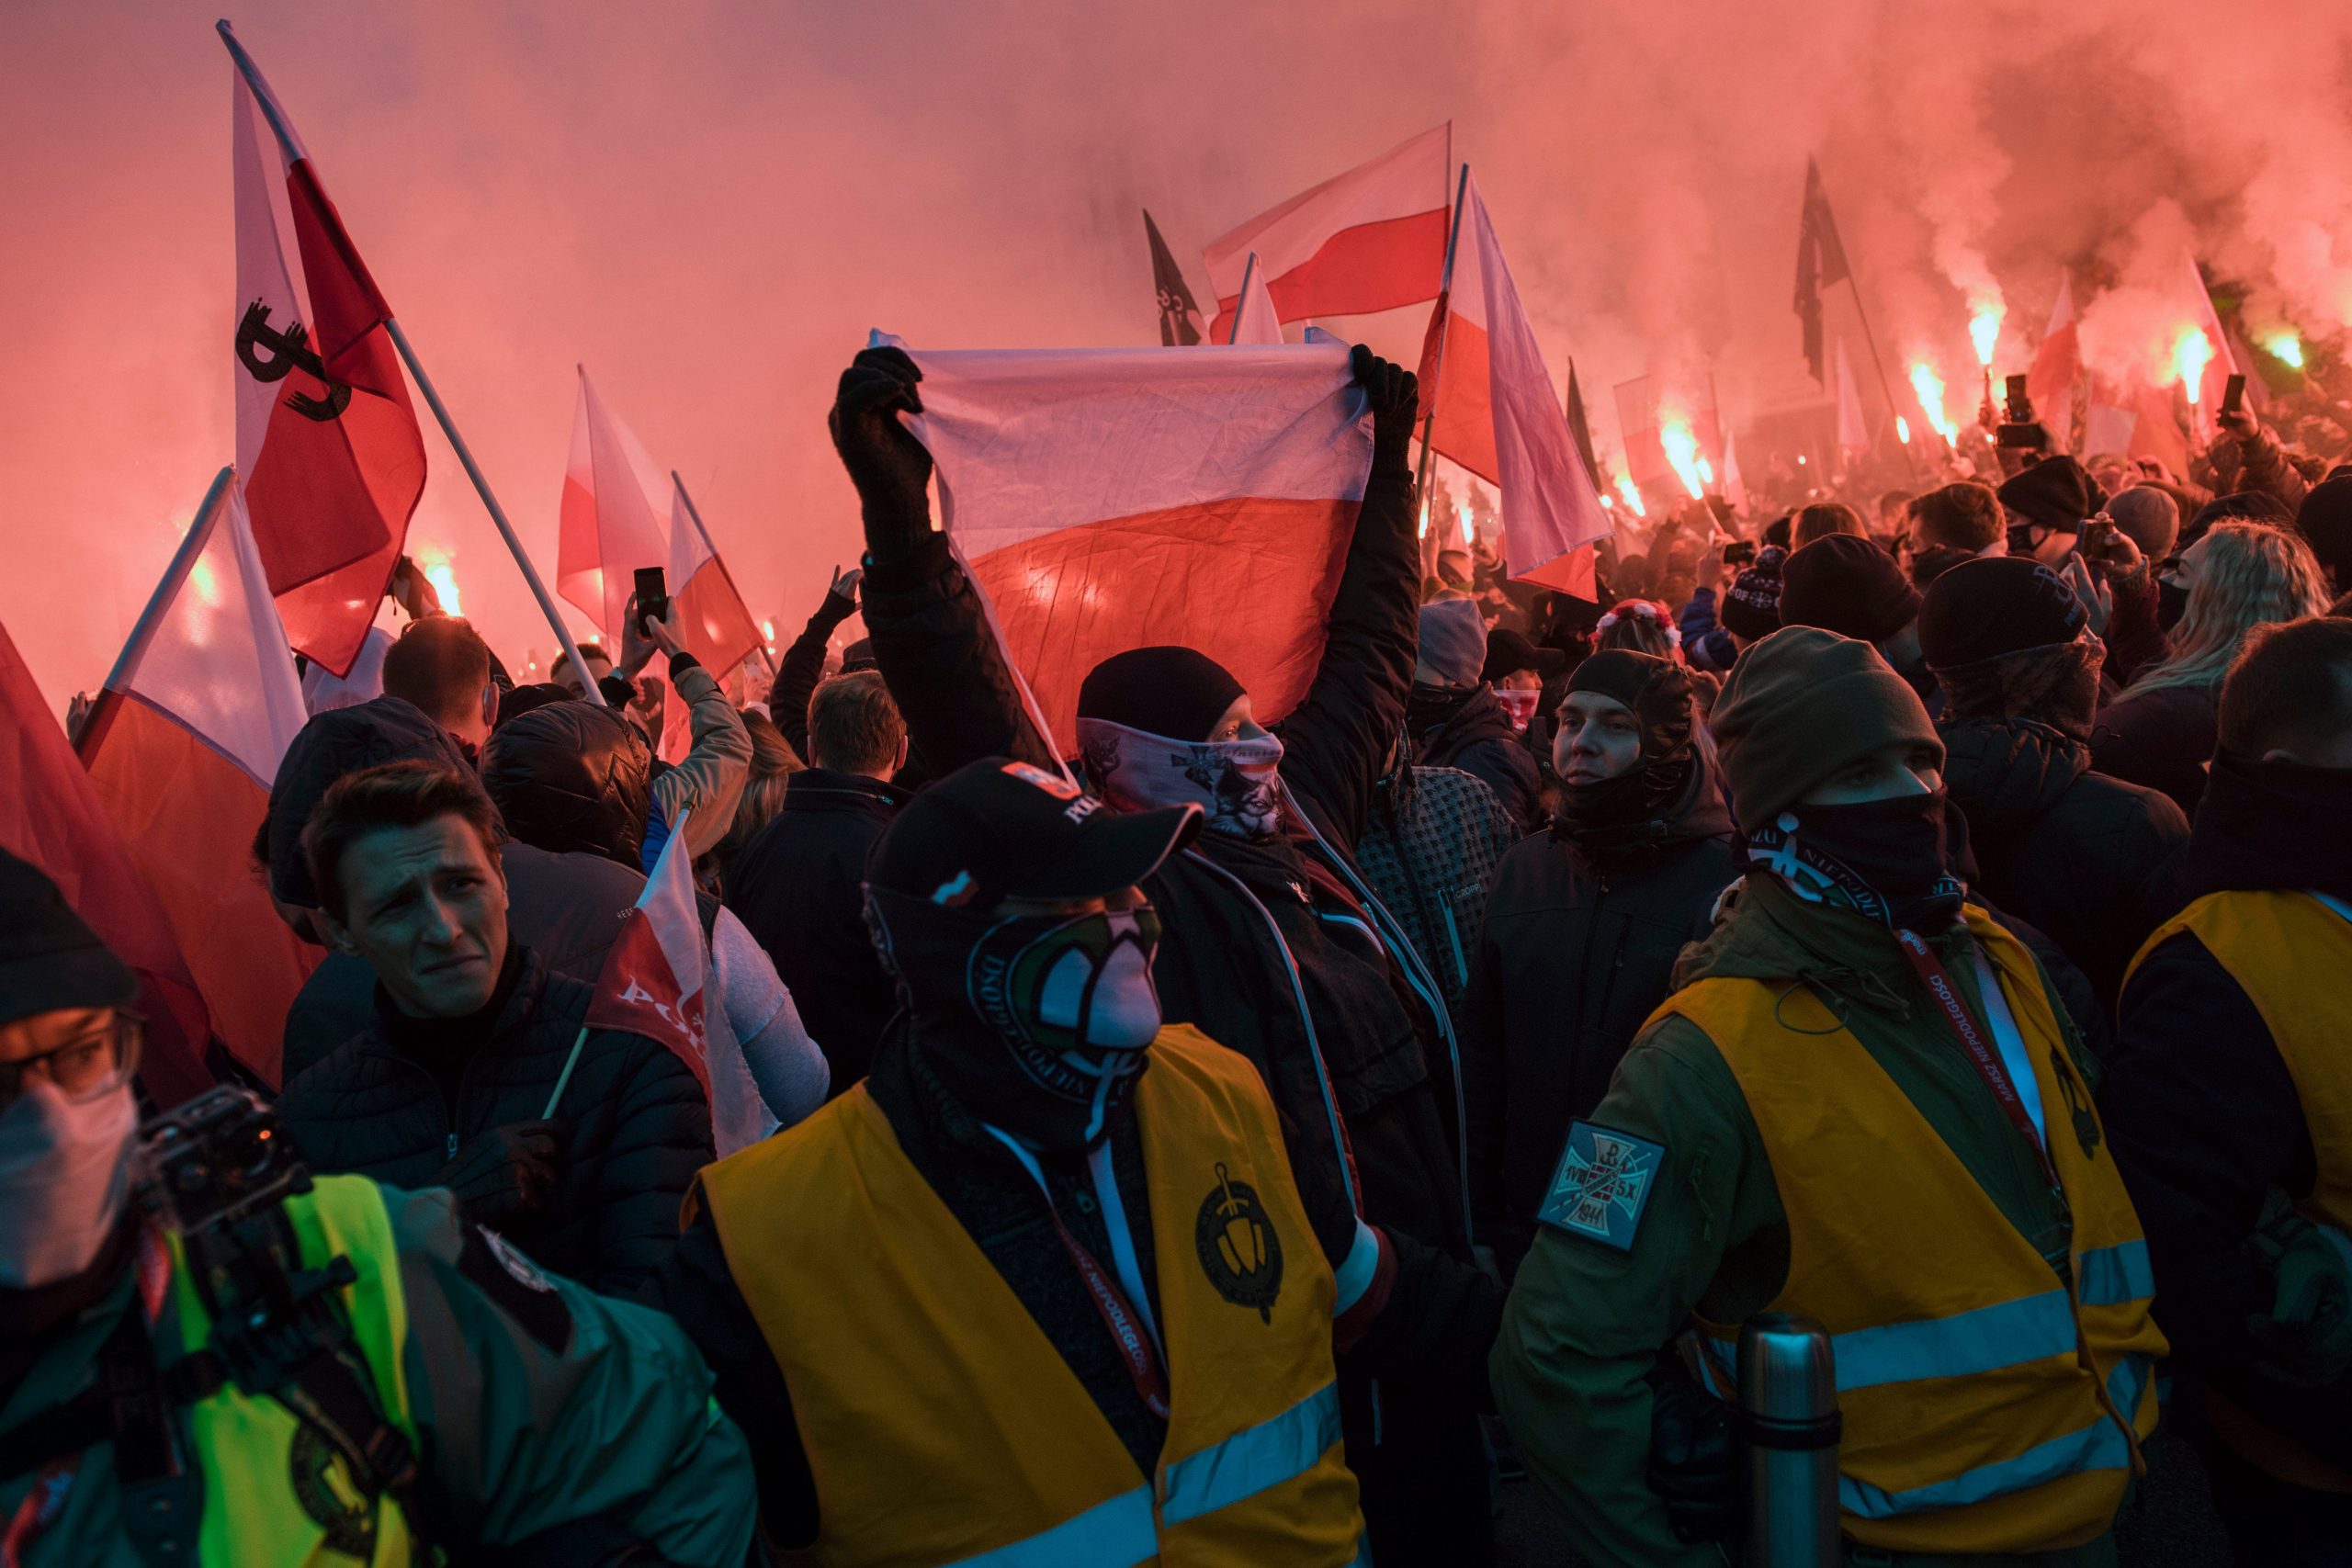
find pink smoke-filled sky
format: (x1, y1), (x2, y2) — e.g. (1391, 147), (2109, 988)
(6, 1), (2349, 714)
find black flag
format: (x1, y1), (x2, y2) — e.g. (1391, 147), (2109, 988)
(1565, 360), (1600, 484)
(1795, 158), (1851, 385)
(1144, 209), (1206, 346)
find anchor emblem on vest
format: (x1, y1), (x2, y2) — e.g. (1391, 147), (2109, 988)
(236, 299), (353, 422)
(1196, 1161), (1283, 1323)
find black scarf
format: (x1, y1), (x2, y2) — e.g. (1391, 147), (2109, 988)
(1745, 791), (1967, 934)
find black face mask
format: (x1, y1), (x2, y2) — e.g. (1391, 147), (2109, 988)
(2156, 578), (2190, 635)
(865, 886), (1164, 1152)
(1744, 790), (1966, 934)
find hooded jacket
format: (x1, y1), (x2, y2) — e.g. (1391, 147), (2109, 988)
(276, 948), (713, 1304)
(2091, 682), (2217, 818)
(1410, 683), (1544, 835)
(1467, 752), (1737, 1272)
(482, 700), (654, 868)
(1939, 716), (2188, 1017)
(1493, 874), (2108, 1568)
(2099, 753), (2352, 1475)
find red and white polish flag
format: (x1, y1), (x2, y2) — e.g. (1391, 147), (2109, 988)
(1204, 125), (1451, 343)
(1415, 171), (1611, 597)
(1227, 253), (1286, 346)
(78, 472), (319, 1088)
(879, 332), (1373, 751)
(2027, 272), (2080, 444)
(668, 484), (765, 683)
(584, 807), (709, 1100)
(559, 367), (673, 642)
(225, 26), (425, 676)
(0, 622), (214, 1107)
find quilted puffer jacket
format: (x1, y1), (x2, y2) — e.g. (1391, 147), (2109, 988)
(481, 699), (652, 869)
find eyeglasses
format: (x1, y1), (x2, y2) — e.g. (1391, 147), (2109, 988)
(0, 1011), (143, 1109)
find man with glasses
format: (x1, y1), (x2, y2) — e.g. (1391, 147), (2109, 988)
(0, 848), (756, 1565)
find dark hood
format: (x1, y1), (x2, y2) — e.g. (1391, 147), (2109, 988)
(2182, 751), (2352, 903)
(480, 699), (652, 869)
(266, 695), (479, 907)
(1937, 716), (2087, 843)
(1555, 740), (1734, 865)
(1411, 683), (1518, 754)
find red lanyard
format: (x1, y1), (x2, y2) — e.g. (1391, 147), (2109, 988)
(1894, 929), (2056, 1189)
(1037, 1204), (1170, 1420)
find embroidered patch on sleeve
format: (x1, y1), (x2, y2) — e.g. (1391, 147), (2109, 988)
(1537, 1122), (1665, 1251)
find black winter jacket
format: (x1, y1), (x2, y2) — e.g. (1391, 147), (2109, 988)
(2091, 682), (2217, 818)
(2100, 753), (2352, 1473)
(1412, 685), (1544, 835)
(1939, 717), (2189, 1018)
(1465, 753), (1737, 1272)
(724, 768), (910, 1094)
(275, 948), (712, 1303)
(858, 464), (1503, 1405)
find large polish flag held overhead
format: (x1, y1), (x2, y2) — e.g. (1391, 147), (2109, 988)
(223, 23), (425, 677)
(1204, 125), (1451, 343)
(878, 333), (1373, 751)
(559, 367), (674, 643)
(78, 469), (320, 1088)
(668, 483), (767, 683)
(0, 622), (213, 1107)
(1415, 171), (1611, 596)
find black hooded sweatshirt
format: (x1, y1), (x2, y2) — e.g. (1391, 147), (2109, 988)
(1409, 683), (1544, 835)
(2099, 753), (2352, 1472)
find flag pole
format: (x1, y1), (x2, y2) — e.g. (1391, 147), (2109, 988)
(217, 23), (605, 705)
(1228, 254), (1258, 346)
(672, 471), (777, 678)
(1838, 269), (1924, 481)
(1413, 163), (1475, 571)
(102, 467), (237, 695)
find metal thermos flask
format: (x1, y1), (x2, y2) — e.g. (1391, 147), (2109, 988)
(1738, 1312), (1841, 1568)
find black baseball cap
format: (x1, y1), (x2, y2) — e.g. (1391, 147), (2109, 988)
(868, 757), (1201, 909)
(0, 849), (138, 1028)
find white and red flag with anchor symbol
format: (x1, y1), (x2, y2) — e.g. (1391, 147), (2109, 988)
(582, 807), (710, 1099)
(223, 22), (426, 676)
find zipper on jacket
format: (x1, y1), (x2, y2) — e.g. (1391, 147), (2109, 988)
(1439, 900), (1468, 990)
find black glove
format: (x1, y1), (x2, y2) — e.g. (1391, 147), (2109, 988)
(435, 1120), (570, 1229)
(1350, 344), (1419, 473)
(828, 346), (934, 563)
(1645, 1353), (1742, 1545)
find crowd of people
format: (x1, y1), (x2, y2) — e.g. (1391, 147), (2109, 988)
(6, 341), (2352, 1566)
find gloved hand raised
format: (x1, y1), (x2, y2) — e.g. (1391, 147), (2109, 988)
(1350, 344), (1419, 473)
(829, 346), (934, 563)
(435, 1120), (571, 1230)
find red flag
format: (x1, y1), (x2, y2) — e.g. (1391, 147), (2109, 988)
(0, 624), (213, 1107)
(2027, 272), (2081, 439)
(669, 483), (765, 682)
(559, 368), (673, 641)
(79, 472), (319, 1088)
(1414, 171), (1612, 589)
(1204, 126), (1450, 342)
(225, 25), (425, 676)
(584, 807), (709, 1097)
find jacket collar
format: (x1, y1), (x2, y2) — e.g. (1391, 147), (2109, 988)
(782, 768), (911, 814)
(2184, 752), (2352, 902)
(1671, 872), (1973, 1023)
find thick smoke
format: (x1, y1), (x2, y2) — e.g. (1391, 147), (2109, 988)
(5, 0), (2350, 707)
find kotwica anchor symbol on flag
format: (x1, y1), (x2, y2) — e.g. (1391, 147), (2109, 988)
(235, 299), (352, 422)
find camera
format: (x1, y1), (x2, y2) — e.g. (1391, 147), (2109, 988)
(1996, 375), (2047, 450)
(139, 1085), (311, 1236)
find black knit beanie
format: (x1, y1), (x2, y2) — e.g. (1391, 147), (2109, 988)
(1077, 647), (1246, 743)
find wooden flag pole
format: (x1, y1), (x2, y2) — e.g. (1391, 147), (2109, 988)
(672, 471), (778, 678)
(217, 22), (605, 705)
(1413, 163), (1476, 574)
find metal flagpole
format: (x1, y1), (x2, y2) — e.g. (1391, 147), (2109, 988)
(1413, 164), (1475, 570)
(672, 471), (777, 678)
(101, 467), (237, 695)
(1840, 271), (1925, 482)
(217, 22), (605, 705)
(1227, 254), (1258, 346)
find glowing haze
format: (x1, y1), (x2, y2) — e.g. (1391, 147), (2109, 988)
(6, 0), (2352, 711)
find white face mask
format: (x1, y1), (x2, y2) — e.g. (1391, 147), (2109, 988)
(0, 1079), (138, 1289)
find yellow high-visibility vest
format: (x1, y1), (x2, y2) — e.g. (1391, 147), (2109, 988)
(699, 1023), (1364, 1568)
(1652, 908), (2166, 1556)
(2129, 889), (2352, 1493)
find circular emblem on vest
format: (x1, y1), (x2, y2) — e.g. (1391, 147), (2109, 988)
(288, 1423), (378, 1560)
(1196, 1161), (1283, 1323)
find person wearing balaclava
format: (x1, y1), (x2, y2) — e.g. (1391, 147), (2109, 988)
(1778, 531), (1940, 712)
(1493, 626), (2164, 1567)
(2101, 615), (2352, 1564)
(1403, 597), (1544, 833)
(0, 850), (760, 1565)
(1466, 650), (1735, 1278)
(1998, 455), (2109, 567)
(829, 341), (1507, 1564)
(1921, 557), (2189, 1017)
(659, 758), (1371, 1563)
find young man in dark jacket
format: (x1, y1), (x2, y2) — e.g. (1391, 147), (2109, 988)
(1408, 597), (1544, 833)
(1467, 651), (1736, 1276)
(829, 342), (1503, 1563)
(1920, 558), (2189, 1016)
(2100, 615), (2352, 1563)
(725, 669), (911, 1093)
(275, 762), (713, 1305)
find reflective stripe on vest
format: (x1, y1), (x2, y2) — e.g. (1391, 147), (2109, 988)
(699, 1024), (1364, 1568)
(1660, 907), (2167, 1557)
(1842, 1357), (2150, 1520)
